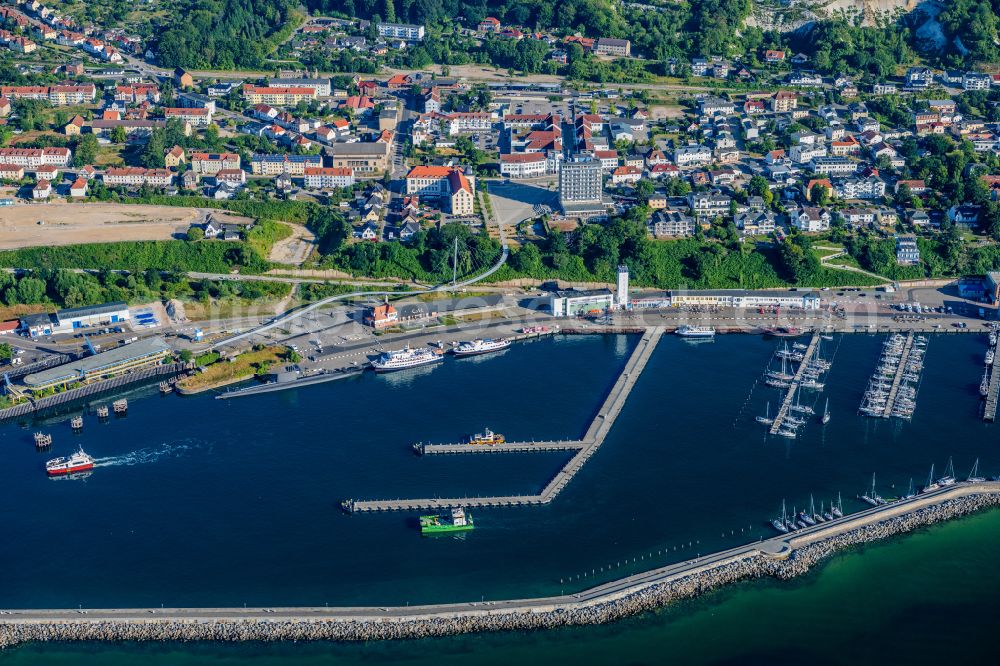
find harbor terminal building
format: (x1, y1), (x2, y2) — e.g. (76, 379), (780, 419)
(548, 289), (615, 316)
(668, 290), (821, 310)
(21, 336), (173, 394)
(548, 287), (820, 316)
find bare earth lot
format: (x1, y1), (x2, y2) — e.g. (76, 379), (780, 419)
(0, 203), (232, 250)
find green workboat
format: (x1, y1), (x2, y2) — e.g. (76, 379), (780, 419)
(420, 507), (474, 535)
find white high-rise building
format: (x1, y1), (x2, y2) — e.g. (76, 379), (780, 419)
(616, 265), (630, 309)
(559, 159), (604, 215)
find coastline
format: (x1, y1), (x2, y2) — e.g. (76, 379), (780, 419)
(3, 483), (998, 650)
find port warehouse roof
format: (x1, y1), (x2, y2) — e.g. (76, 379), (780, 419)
(23, 337), (172, 388)
(393, 294), (504, 320)
(56, 301), (128, 322)
(669, 289), (820, 299)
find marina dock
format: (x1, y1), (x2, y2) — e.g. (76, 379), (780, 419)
(345, 327), (665, 513)
(882, 331), (914, 418)
(859, 332), (925, 420)
(984, 330), (1000, 422)
(769, 333), (820, 435)
(985, 359), (1000, 422)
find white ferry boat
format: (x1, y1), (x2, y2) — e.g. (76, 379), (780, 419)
(371, 346), (444, 373)
(453, 338), (511, 357)
(675, 326), (716, 338)
(46, 448), (95, 476)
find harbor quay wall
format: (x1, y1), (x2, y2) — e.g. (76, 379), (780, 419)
(3, 484), (1000, 650)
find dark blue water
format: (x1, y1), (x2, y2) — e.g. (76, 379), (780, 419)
(0, 332), (992, 614)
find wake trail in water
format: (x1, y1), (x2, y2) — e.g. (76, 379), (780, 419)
(91, 439), (205, 468)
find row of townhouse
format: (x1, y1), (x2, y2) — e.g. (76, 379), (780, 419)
(499, 152), (548, 178)
(114, 84), (160, 104)
(302, 166), (355, 189)
(190, 152), (241, 175)
(443, 111), (493, 135)
(242, 85), (318, 106)
(102, 167), (173, 188)
(0, 146), (71, 167)
(0, 29), (36, 52)
(250, 153), (322, 176)
(0, 83), (96, 105)
(163, 107), (212, 126)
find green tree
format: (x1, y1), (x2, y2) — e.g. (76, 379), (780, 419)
(512, 242), (542, 274)
(73, 134), (99, 166)
(110, 125), (128, 144)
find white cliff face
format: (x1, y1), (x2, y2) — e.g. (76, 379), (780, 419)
(747, 0), (937, 32)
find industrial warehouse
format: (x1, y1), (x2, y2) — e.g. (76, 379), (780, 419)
(18, 301), (131, 338)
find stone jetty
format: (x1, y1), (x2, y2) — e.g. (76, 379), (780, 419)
(3, 483), (1000, 650)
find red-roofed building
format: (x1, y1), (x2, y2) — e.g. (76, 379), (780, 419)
(478, 17), (501, 32)
(386, 74), (413, 89)
(405, 165), (475, 214)
(364, 303), (398, 329)
(69, 177), (88, 198)
(499, 152), (547, 178)
(611, 165), (642, 185)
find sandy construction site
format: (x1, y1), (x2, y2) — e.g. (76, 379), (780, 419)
(0, 203), (243, 250)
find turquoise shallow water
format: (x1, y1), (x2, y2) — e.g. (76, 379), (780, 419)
(2, 332), (998, 663)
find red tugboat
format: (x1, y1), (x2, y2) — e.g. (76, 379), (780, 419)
(46, 448), (95, 476)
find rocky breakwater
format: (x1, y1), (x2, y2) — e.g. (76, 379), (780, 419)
(2, 490), (1000, 650)
(765, 491), (1000, 579)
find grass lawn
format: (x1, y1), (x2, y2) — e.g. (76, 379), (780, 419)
(176, 345), (288, 392)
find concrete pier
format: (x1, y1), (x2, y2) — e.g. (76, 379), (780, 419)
(3, 481), (999, 649)
(418, 440), (586, 455)
(347, 328), (665, 513)
(985, 357), (1000, 422)
(769, 333), (820, 435)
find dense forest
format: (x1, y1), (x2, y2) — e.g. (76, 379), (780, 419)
(155, 0), (299, 69)
(0, 269), (288, 310)
(146, 0), (1000, 72)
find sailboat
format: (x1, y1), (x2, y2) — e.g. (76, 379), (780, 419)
(860, 473), (885, 506)
(810, 495), (824, 523)
(831, 493), (844, 518)
(968, 458), (985, 483)
(937, 457), (956, 487)
(903, 478), (916, 500)
(792, 507), (807, 529)
(922, 464), (939, 493)
(820, 398), (831, 425)
(821, 501), (834, 522)
(756, 402), (774, 425)
(789, 391), (815, 415)
(771, 500), (790, 533)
